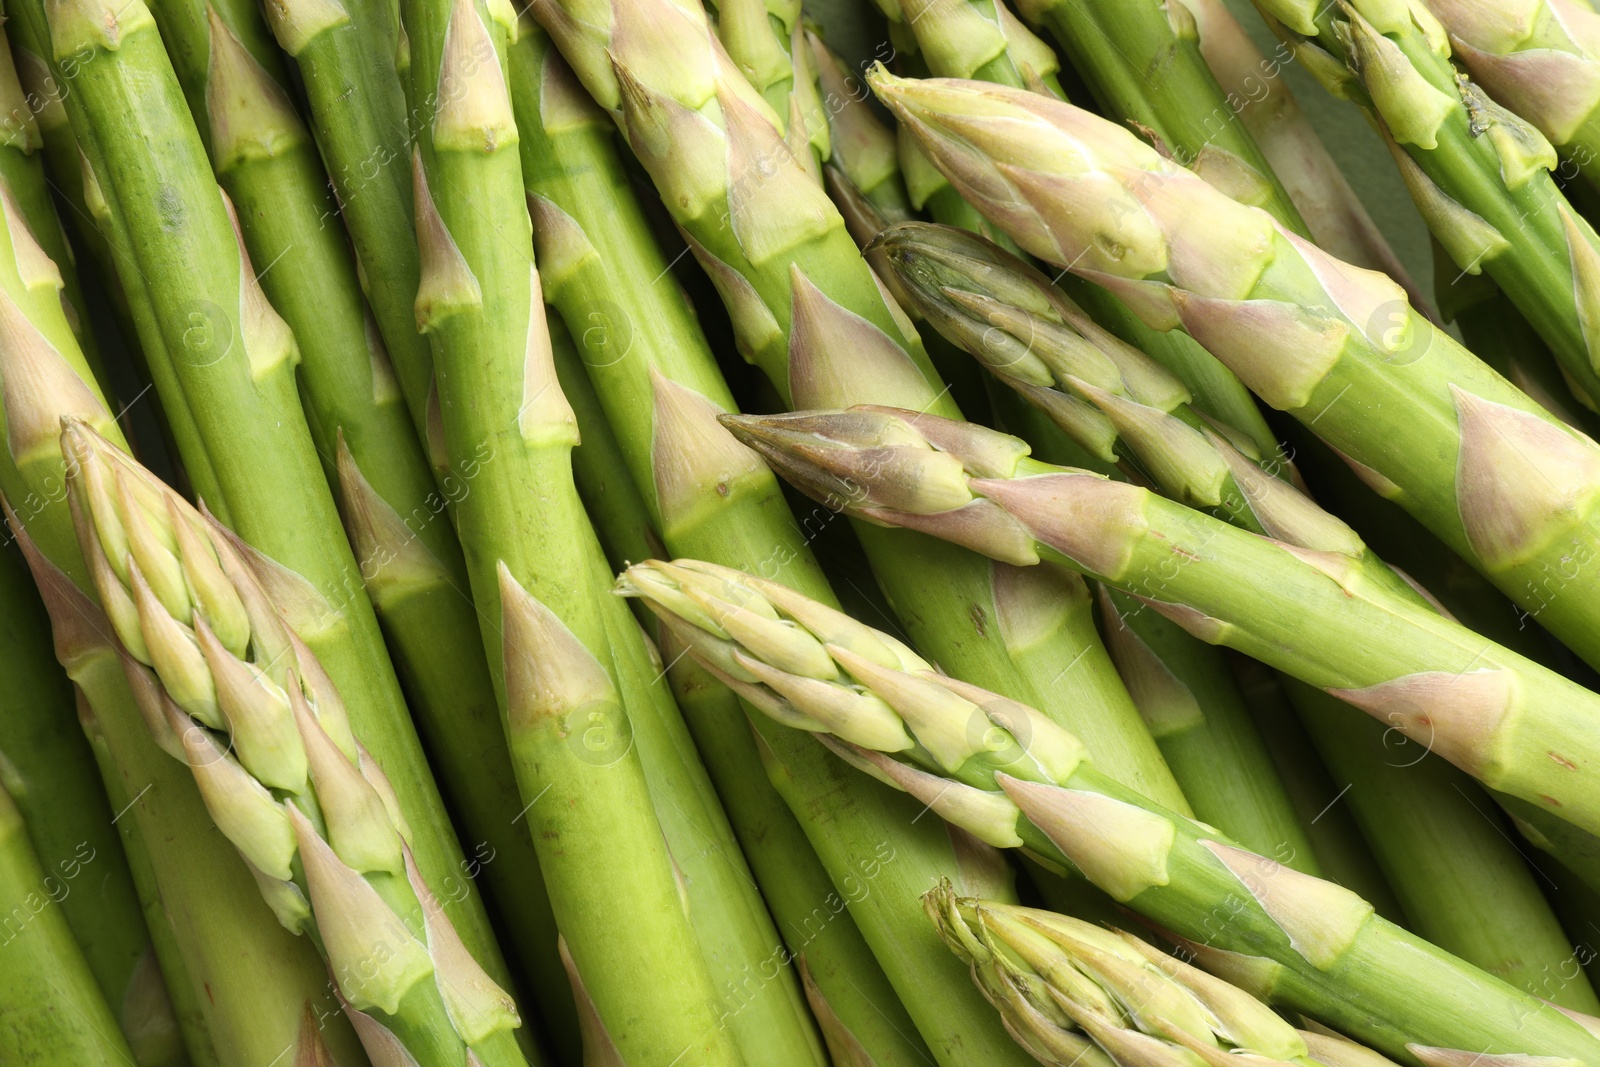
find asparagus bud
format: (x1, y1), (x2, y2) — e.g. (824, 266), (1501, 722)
(60, 420), (525, 1065)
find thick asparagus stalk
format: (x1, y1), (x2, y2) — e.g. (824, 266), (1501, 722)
(719, 405), (1600, 838)
(869, 68), (1600, 674)
(512, 23), (934, 1064)
(531, 0), (1190, 818)
(0, 539), (188, 1063)
(142, 2), (571, 1049)
(925, 881), (1393, 1067)
(405, 2), (745, 1060)
(617, 555), (1600, 1062)
(60, 422), (527, 1066)
(0, 768), (136, 1066)
(22, 0), (512, 979)
(1422, 0), (1600, 192)
(0, 165), (361, 1066)
(1249, 0), (1600, 410)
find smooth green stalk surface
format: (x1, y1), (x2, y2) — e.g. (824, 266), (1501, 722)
(0, 540), (188, 1063)
(0, 772), (135, 1066)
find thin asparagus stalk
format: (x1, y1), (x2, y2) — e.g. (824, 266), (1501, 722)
(617, 555), (1600, 1062)
(893, 0), (1065, 94)
(25, 0), (514, 982)
(405, 2), (744, 1060)
(510, 23), (994, 1063)
(0, 539), (188, 1064)
(0, 768), (136, 1066)
(143, 3), (570, 1051)
(257, 0), (435, 440)
(60, 422), (527, 1065)
(1249, 0), (1600, 410)
(1174, 0), (1428, 305)
(719, 405), (1600, 839)
(531, 0), (1190, 818)
(0, 18), (108, 393)
(869, 68), (1600, 674)
(810, 31), (913, 221)
(1423, 0), (1600, 192)
(0, 178), (362, 1065)
(925, 881), (1395, 1067)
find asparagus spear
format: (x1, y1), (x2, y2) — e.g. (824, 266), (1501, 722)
(406, 2), (746, 1060)
(0, 162), (361, 1067)
(142, 2), (572, 1050)
(0, 766), (137, 1067)
(59, 421), (527, 1065)
(509, 23), (993, 1063)
(20, 0), (515, 980)
(869, 68), (1600, 674)
(0, 16), (108, 393)
(925, 881), (1393, 1067)
(1422, 0), (1600, 192)
(1248, 0), (1600, 409)
(257, 0), (435, 439)
(531, 0), (1190, 817)
(617, 555), (1600, 1062)
(0, 539), (189, 1064)
(706, 0), (828, 167)
(719, 405), (1600, 838)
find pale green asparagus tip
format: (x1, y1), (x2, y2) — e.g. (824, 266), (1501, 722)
(57, 418), (521, 1046)
(925, 880), (1315, 1067)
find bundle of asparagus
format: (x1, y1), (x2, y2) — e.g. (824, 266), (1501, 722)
(9, 0), (1600, 1064)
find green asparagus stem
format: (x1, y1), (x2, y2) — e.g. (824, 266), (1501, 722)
(257, 0), (434, 441)
(617, 555), (1600, 1063)
(1249, 0), (1600, 409)
(1229, 660), (1405, 920)
(719, 405), (1600, 839)
(406, 2), (746, 1060)
(1423, 0), (1600, 192)
(509, 22), (994, 1064)
(0, 768), (136, 1066)
(142, 2), (571, 1051)
(0, 18), (108, 393)
(0, 539), (187, 1064)
(925, 881), (1394, 1067)
(0, 149), (363, 1066)
(24, 0), (514, 982)
(869, 68), (1600, 674)
(61, 422), (527, 1066)
(532, 0), (1190, 819)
